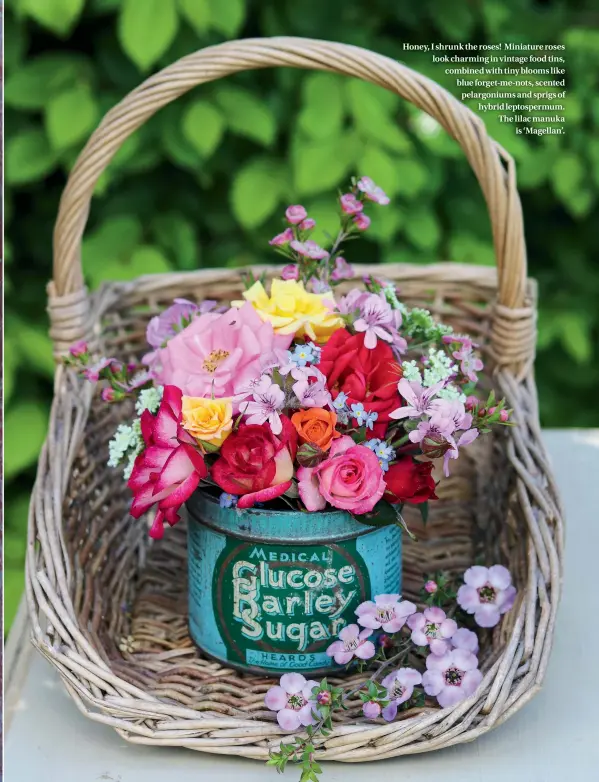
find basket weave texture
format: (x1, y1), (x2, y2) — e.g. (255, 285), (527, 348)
(27, 38), (563, 762)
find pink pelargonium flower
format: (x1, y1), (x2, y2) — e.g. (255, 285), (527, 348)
(285, 205), (308, 225)
(356, 594), (416, 632)
(150, 302), (292, 410)
(457, 565), (517, 628)
(353, 293), (397, 349)
(270, 228), (294, 247)
(297, 436), (386, 514)
(241, 377), (286, 435)
(340, 193), (364, 215)
(407, 607), (457, 655)
(357, 176), (390, 205)
(281, 263), (299, 280)
(442, 428), (479, 477)
(389, 379), (445, 421)
(128, 386), (207, 539)
(422, 648), (482, 708)
(264, 673), (319, 731)
(292, 366), (332, 409)
(326, 624), (375, 664)
(381, 668), (422, 721)
(353, 213), (371, 231)
(290, 239), (330, 260)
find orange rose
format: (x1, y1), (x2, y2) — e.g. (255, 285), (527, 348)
(291, 408), (340, 452)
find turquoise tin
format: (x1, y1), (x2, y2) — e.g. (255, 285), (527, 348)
(186, 492), (401, 675)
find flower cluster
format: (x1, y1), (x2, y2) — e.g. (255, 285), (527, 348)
(70, 176), (512, 538)
(265, 566), (516, 780)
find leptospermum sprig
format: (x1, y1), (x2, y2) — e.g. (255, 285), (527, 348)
(266, 568), (516, 781)
(65, 341), (153, 402)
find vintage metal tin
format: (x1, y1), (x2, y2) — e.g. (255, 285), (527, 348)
(186, 492), (402, 675)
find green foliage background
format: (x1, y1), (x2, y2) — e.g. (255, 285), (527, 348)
(4, 0), (599, 631)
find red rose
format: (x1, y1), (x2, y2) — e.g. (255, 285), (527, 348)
(128, 385), (207, 539)
(212, 417), (298, 508)
(317, 329), (401, 436)
(384, 457), (438, 505)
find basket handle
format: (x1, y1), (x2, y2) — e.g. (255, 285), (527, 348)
(50, 37), (533, 369)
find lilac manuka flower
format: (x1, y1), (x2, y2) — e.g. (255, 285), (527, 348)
(389, 379), (445, 421)
(357, 176), (390, 205)
(381, 668), (423, 721)
(450, 627), (479, 655)
(270, 228), (294, 247)
(407, 607), (458, 655)
(422, 649), (483, 708)
(292, 366), (332, 409)
(457, 565), (517, 628)
(290, 239), (330, 260)
(326, 624), (375, 664)
(264, 673), (320, 731)
(356, 594), (416, 633)
(241, 379), (286, 434)
(331, 256), (354, 282)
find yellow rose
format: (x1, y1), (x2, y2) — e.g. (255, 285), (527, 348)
(235, 279), (342, 343)
(181, 397), (233, 447)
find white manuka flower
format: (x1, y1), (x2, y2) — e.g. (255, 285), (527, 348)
(135, 385), (163, 415)
(423, 348), (456, 387)
(108, 424), (137, 468)
(401, 360), (423, 384)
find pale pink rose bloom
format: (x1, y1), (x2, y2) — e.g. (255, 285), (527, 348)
(356, 593), (416, 633)
(357, 176), (390, 205)
(264, 673), (319, 731)
(450, 627), (479, 655)
(381, 667), (422, 721)
(353, 213), (371, 231)
(422, 649), (482, 708)
(457, 565), (517, 628)
(285, 205), (308, 224)
(407, 607), (457, 655)
(362, 701), (381, 719)
(281, 264), (300, 280)
(152, 302), (291, 410)
(339, 193), (364, 215)
(326, 624), (375, 665)
(270, 228), (294, 246)
(290, 239), (330, 260)
(299, 218), (316, 230)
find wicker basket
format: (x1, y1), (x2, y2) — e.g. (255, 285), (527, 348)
(27, 38), (563, 762)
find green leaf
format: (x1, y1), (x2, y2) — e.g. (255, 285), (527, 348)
(215, 85), (277, 147)
(207, 0), (246, 36)
(419, 501), (429, 524)
(346, 80), (411, 153)
(4, 335), (19, 404)
(558, 312), (593, 364)
(358, 145), (401, 197)
(152, 213), (199, 270)
(293, 134), (357, 196)
(82, 215), (143, 286)
(45, 84), (99, 150)
(231, 158), (284, 228)
(12, 321), (56, 379)
(182, 100), (226, 158)
(394, 158), (428, 198)
(298, 73), (345, 141)
(129, 246), (173, 276)
(4, 54), (90, 111)
(21, 0), (86, 36)
(4, 568), (26, 637)
(178, 0), (210, 34)
(4, 402), (50, 480)
(5, 129), (58, 185)
(404, 209), (441, 251)
(118, 0), (179, 71)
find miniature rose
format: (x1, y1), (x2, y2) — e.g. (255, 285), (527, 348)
(291, 408), (340, 452)
(383, 457), (438, 505)
(211, 417), (297, 509)
(265, 673), (320, 730)
(457, 565), (517, 628)
(181, 396), (233, 447)
(297, 436), (386, 514)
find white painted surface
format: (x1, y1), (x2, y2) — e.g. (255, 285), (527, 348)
(5, 430), (598, 781)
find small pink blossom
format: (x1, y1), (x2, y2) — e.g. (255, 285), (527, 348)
(353, 213), (371, 231)
(326, 624), (375, 664)
(264, 673), (320, 731)
(299, 218), (316, 230)
(407, 607), (457, 655)
(362, 701), (381, 719)
(270, 228), (294, 246)
(451, 627), (479, 655)
(390, 379), (445, 421)
(241, 378), (286, 434)
(381, 668), (422, 721)
(101, 387), (116, 402)
(290, 239), (330, 260)
(422, 649), (482, 708)
(357, 176), (390, 205)
(499, 409), (510, 422)
(356, 594), (416, 633)
(69, 340), (88, 357)
(285, 205), (308, 225)
(83, 357), (120, 382)
(454, 346), (484, 383)
(457, 565), (516, 628)
(429, 399), (471, 435)
(330, 256), (354, 282)
(281, 263), (299, 280)
(442, 428), (479, 476)
(340, 192), (364, 215)
(442, 334), (473, 350)
(292, 366), (332, 409)
(425, 580), (438, 594)
(353, 294), (397, 349)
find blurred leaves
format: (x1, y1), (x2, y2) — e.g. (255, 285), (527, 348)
(118, 0), (179, 71)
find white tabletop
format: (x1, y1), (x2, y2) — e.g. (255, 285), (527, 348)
(5, 429), (599, 782)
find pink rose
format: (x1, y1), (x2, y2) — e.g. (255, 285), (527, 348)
(285, 205), (308, 224)
(297, 435), (385, 514)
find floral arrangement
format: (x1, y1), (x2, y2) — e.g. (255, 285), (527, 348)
(68, 175), (511, 538)
(265, 565), (517, 781)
